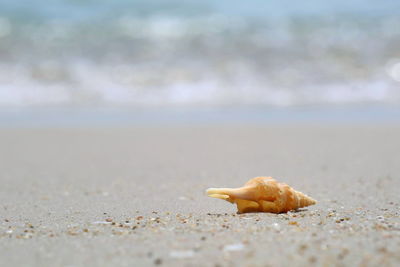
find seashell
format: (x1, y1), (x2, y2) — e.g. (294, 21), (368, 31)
(206, 177), (316, 214)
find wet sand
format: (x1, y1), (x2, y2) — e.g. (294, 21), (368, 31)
(0, 125), (399, 266)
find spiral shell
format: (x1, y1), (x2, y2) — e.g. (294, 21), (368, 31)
(206, 177), (316, 214)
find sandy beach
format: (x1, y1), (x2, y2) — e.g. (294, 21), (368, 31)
(0, 125), (399, 266)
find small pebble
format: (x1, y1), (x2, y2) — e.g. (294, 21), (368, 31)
(223, 243), (245, 252)
(271, 223), (281, 231)
(376, 216), (385, 221)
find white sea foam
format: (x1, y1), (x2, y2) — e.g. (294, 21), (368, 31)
(1, 1), (400, 108)
(0, 60), (399, 108)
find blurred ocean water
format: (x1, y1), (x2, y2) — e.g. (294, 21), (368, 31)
(0, 0), (400, 108)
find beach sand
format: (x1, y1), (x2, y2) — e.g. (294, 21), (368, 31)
(0, 125), (399, 266)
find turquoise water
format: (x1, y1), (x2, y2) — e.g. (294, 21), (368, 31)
(0, 0), (400, 109)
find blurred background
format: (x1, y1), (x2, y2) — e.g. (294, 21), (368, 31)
(0, 0), (400, 125)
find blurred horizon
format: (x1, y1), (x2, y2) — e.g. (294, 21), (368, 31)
(0, 0), (400, 110)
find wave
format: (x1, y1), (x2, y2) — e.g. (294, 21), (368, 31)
(0, 1), (400, 107)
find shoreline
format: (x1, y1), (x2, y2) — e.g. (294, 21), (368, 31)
(1, 106), (400, 128)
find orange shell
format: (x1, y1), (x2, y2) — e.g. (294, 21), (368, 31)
(206, 177), (316, 214)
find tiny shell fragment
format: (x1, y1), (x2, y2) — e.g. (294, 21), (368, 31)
(206, 177), (317, 214)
